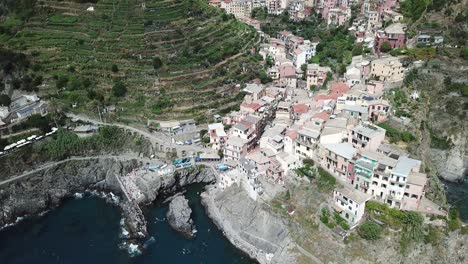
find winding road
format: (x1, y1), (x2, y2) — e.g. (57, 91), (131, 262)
(66, 113), (212, 155)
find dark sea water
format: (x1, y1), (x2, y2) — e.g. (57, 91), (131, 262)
(445, 179), (468, 222)
(0, 184), (255, 264)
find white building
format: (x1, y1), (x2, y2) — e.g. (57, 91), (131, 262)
(333, 187), (371, 229)
(370, 56), (405, 83)
(238, 157), (264, 200)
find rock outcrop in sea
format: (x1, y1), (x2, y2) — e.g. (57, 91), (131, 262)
(166, 195), (195, 238)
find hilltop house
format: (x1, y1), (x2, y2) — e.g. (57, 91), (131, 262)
(375, 23), (406, 54)
(370, 56), (405, 83)
(306, 64), (332, 88)
(321, 143), (357, 182)
(208, 123), (227, 150)
(348, 123), (386, 151)
(333, 187), (372, 229)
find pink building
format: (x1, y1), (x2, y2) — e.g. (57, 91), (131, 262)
(368, 99), (390, 122)
(375, 23), (406, 54)
(208, 123), (227, 150)
(278, 64), (297, 88)
(320, 0), (336, 19)
(292, 103), (309, 120)
(240, 102), (262, 114)
(366, 80), (384, 95)
(224, 136), (248, 162)
(322, 143), (357, 182)
(348, 123), (386, 151)
(266, 157), (284, 183)
(402, 172), (427, 210)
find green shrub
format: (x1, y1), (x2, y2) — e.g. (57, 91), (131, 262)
(111, 64), (119, 73)
(303, 158), (314, 166)
(448, 209), (461, 231)
(430, 132), (452, 150)
(320, 208), (330, 224)
(317, 167), (336, 191)
(112, 81), (127, 97)
(401, 212), (424, 242)
(424, 226), (440, 245)
(380, 41), (392, 53)
(340, 222), (350, 230)
(377, 122), (415, 143)
(358, 221), (382, 240)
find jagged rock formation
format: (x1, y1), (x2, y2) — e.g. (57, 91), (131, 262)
(201, 184), (468, 264)
(0, 158), (137, 228)
(201, 185), (296, 264)
(166, 195), (195, 238)
(136, 166), (216, 203)
(0, 159), (215, 239)
(430, 134), (467, 182)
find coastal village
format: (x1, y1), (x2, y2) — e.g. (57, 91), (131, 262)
(0, 0), (447, 232)
(0, 0), (465, 262)
(203, 0), (446, 231)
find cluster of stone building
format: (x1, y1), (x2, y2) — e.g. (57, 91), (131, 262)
(211, 0), (444, 57)
(259, 29), (406, 90)
(207, 34), (435, 231)
(0, 94), (48, 128)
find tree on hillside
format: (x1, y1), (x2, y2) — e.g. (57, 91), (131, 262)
(251, 7), (268, 20)
(258, 71), (272, 84)
(111, 64), (119, 73)
(352, 45), (363, 56)
(380, 41), (392, 53)
(358, 221), (382, 240)
(301, 64), (307, 80)
(27, 114), (51, 134)
(0, 94), (11, 106)
(401, 0), (430, 21)
(152, 57), (163, 70)
(112, 81), (127, 97)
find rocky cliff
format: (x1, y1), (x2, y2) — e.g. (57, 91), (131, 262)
(201, 185), (297, 264)
(136, 166), (216, 204)
(0, 157), (137, 228)
(201, 183), (468, 264)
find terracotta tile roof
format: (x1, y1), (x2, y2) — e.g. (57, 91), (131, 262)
(285, 130), (298, 140)
(292, 104), (308, 114)
(279, 65), (296, 77)
(313, 111), (331, 121)
(252, 78), (261, 84)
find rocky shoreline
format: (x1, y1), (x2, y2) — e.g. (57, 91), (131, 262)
(2, 156), (467, 263)
(0, 157), (216, 246)
(0, 157), (136, 228)
(200, 184), (296, 264)
(0, 156), (265, 262)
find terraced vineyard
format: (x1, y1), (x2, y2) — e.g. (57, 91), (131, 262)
(1, 0), (261, 121)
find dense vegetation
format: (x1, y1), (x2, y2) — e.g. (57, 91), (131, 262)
(365, 201), (431, 253)
(400, 0), (431, 21)
(42, 126), (147, 159)
(358, 221), (382, 240)
(0, 0), (261, 121)
(258, 11), (358, 73)
(377, 122), (416, 143)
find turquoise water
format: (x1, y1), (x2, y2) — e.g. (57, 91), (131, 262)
(0, 184), (255, 264)
(445, 179), (468, 222)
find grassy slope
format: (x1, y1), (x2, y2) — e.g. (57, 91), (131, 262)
(1, 0), (261, 121)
